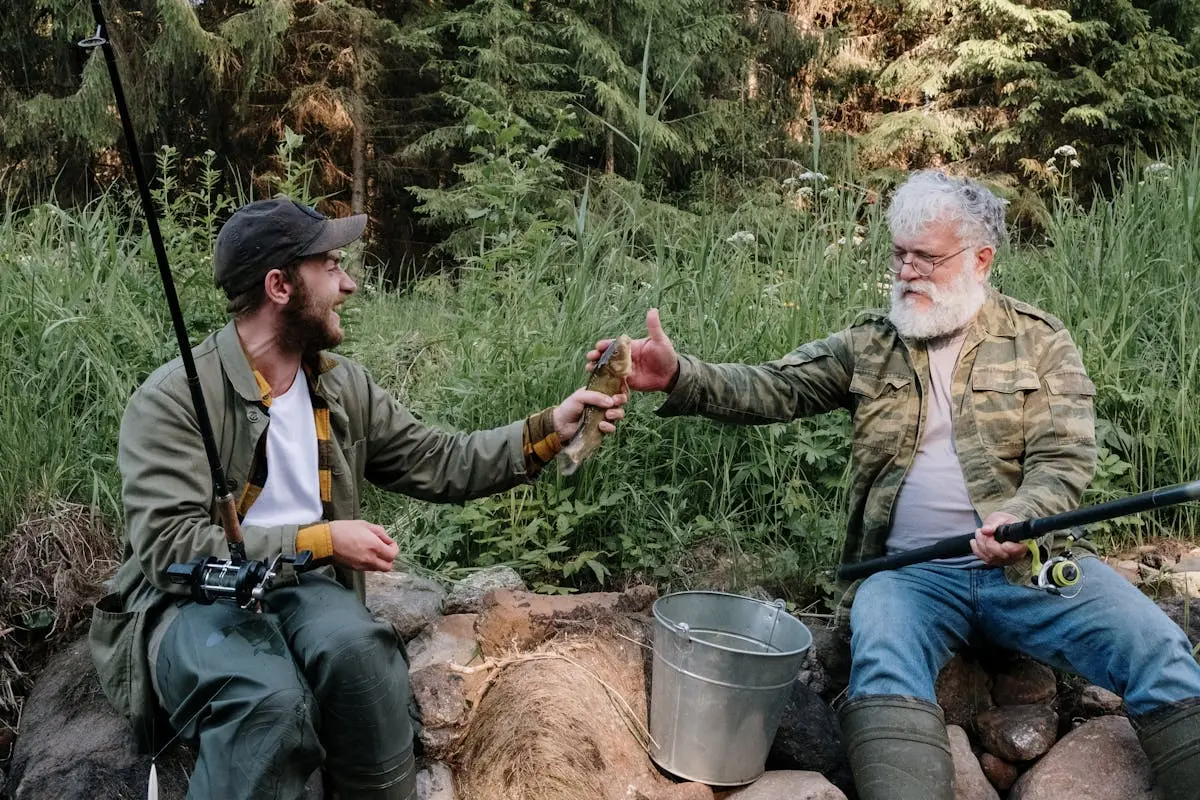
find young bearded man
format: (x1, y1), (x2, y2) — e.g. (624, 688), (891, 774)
(92, 197), (627, 800)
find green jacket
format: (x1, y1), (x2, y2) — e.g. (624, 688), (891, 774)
(90, 320), (531, 750)
(657, 289), (1098, 571)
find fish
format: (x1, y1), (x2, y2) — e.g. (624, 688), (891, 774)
(557, 335), (632, 476)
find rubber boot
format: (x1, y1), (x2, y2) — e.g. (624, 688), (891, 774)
(1134, 699), (1200, 800)
(325, 746), (417, 800)
(839, 694), (954, 800)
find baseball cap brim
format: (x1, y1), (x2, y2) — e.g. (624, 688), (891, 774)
(301, 213), (367, 257)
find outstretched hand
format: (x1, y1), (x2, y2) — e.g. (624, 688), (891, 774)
(552, 388), (628, 441)
(586, 308), (680, 393)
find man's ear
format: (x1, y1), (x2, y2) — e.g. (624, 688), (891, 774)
(974, 246), (995, 281)
(263, 268), (292, 306)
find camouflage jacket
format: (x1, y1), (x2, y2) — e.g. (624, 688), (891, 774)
(657, 289), (1098, 573)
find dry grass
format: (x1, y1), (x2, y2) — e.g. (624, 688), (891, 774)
(453, 620), (672, 800)
(0, 499), (118, 731)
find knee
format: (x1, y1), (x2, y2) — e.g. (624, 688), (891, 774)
(321, 621), (408, 694)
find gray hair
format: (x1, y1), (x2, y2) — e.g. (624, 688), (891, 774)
(886, 171), (1008, 249)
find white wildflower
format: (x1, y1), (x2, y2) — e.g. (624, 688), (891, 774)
(1070, 159), (1080, 168)
(1054, 144), (1077, 158)
(726, 230), (756, 246)
(1145, 162), (1172, 177)
(797, 171), (828, 182)
(1045, 157), (1056, 166)
(782, 177), (798, 189)
(819, 187), (838, 199)
(796, 187), (814, 198)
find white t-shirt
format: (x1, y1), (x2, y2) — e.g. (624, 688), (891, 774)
(241, 370), (323, 527)
(887, 332), (981, 565)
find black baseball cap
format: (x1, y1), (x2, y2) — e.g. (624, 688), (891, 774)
(213, 197), (367, 297)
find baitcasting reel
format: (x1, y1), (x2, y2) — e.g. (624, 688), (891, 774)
(1026, 534), (1083, 598)
(167, 550), (319, 609)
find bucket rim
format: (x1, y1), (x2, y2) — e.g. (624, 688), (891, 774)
(652, 589), (812, 658)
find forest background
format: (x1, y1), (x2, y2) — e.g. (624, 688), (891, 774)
(2, 0), (1200, 660)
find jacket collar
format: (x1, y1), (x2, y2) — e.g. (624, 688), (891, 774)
(975, 286), (1018, 338)
(214, 320), (339, 404)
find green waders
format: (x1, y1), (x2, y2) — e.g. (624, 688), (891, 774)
(156, 572), (416, 800)
(839, 694), (954, 800)
(1134, 699), (1200, 800)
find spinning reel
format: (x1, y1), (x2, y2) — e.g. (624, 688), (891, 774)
(1026, 534), (1083, 597)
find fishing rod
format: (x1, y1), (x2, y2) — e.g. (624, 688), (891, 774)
(78, 0), (245, 562)
(838, 478), (1200, 583)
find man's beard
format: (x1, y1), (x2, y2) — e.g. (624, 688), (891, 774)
(277, 278), (341, 358)
(888, 262), (987, 341)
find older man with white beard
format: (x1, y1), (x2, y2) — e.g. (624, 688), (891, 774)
(590, 170), (1200, 800)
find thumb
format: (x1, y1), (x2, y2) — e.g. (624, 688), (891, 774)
(646, 308), (669, 344)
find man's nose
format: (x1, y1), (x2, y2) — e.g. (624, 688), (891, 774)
(897, 256), (923, 281)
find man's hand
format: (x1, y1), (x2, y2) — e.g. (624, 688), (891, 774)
(552, 389), (628, 441)
(329, 520), (398, 572)
(587, 308), (679, 393)
(971, 512), (1027, 567)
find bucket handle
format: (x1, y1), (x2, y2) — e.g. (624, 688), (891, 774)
(765, 599), (786, 649)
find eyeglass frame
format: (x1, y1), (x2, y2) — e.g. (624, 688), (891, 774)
(889, 244), (973, 277)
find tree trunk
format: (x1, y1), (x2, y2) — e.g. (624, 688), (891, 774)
(349, 22), (367, 215)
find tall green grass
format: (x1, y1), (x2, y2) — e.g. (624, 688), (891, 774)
(4, 161), (1198, 606)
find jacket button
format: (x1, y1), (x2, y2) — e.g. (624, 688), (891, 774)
(248, 409), (261, 423)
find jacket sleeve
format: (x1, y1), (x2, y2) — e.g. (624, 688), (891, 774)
(361, 370), (529, 501)
(995, 327), (1097, 520)
(118, 378), (301, 595)
(655, 330), (857, 423)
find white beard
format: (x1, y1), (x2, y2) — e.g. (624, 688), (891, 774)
(888, 263), (987, 340)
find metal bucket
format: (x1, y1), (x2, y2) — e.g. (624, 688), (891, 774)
(649, 590), (812, 786)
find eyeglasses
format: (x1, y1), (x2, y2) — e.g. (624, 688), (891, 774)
(889, 245), (970, 277)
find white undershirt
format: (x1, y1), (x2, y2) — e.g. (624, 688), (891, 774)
(887, 332), (981, 565)
(241, 370), (323, 527)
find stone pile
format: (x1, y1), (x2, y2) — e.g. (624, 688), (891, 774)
(4, 555), (1199, 799)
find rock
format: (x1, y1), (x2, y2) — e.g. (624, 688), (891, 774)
(7, 638), (327, 799)
(443, 567), (525, 614)
(410, 664), (488, 759)
(1077, 685), (1124, 718)
(1154, 597), (1200, 644)
(976, 704), (1059, 762)
(979, 752), (1019, 791)
(416, 760), (456, 800)
(1166, 571), (1200, 598)
(366, 571), (447, 641)
(1008, 716), (1154, 800)
(7, 637), (193, 799)
(990, 658), (1057, 707)
(948, 725), (999, 800)
(407, 614), (482, 673)
(718, 770), (847, 799)
(1110, 559), (1140, 585)
(474, 587), (650, 657)
(806, 623), (852, 702)
(1170, 555), (1200, 572)
(936, 652), (994, 732)
(765, 680), (852, 793)
(650, 782), (715, 800)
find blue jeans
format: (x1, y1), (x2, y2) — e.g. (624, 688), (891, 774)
(848, 558), (1200, 717)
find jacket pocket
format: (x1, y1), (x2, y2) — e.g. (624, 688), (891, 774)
(971, 365), (1040, 457)
(88, 591), (146, 720)
(1044, 370), (1097, 442)
(849, 371), (911, 455)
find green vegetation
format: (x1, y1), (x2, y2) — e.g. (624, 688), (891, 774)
(3, 148), (1198, 608)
